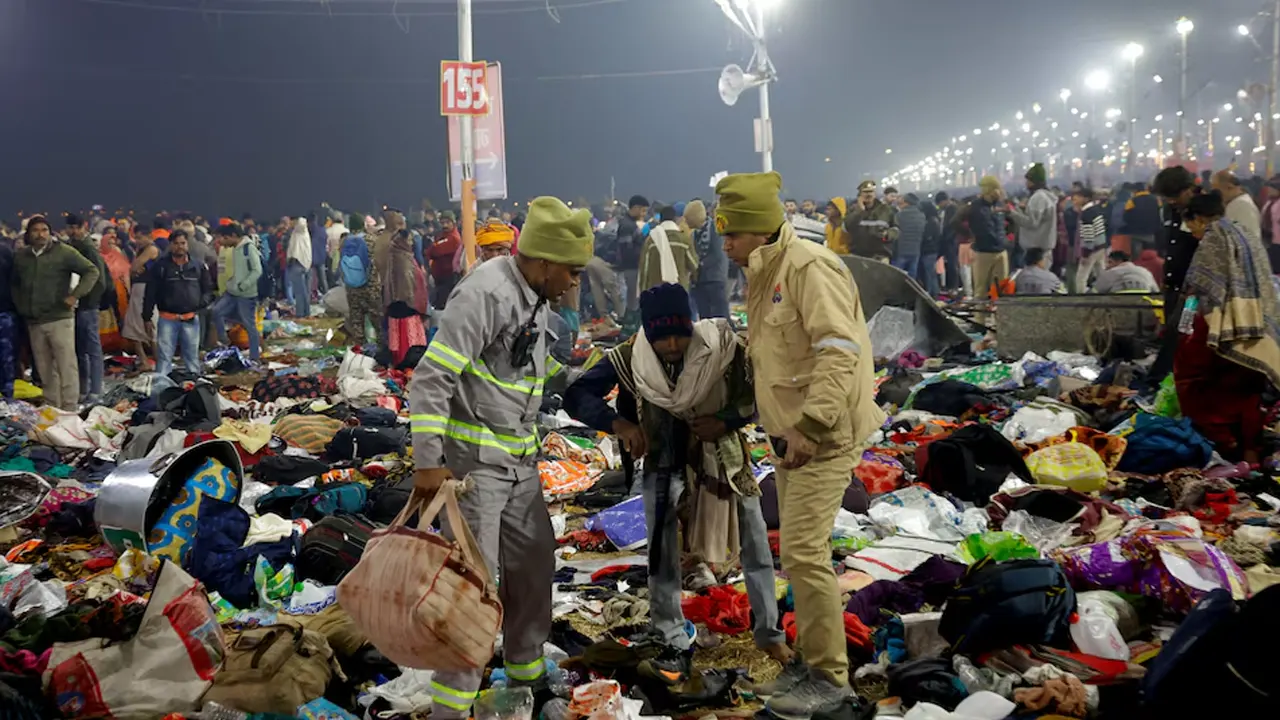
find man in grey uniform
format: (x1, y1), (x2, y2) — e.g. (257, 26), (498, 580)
(408, 196), (592, 718)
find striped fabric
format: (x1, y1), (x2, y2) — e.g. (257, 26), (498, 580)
(273, 414), (346, 454)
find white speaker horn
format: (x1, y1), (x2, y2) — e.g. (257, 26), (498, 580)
(718, 64), (765, 107)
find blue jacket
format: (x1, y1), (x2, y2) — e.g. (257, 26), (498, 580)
(694, 215), (730, 285)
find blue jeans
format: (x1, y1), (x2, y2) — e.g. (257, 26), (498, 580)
(75, 308), (103, 400)
(0, 311), (17, 399)
(892, 254), (919, 275)
(692, 282), (730, 319)
(156, 316), (202, 378)
(288, 261), (311, 317)
(212, 294), (260, 360)
(642, 468), (785, 651)
(919, 253), (940, 297)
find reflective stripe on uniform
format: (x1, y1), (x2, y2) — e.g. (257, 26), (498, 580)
(505, 657), (546, 682)
(814, 337), (861, 354)
(410, 414), (538, 456)
(425, 341), (468, 374)
(430, 681), (478, 711)
(546, 357), (564, 378)
(426, 343), (544, 396)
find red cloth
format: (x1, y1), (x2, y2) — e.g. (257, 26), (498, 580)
(781, 612), (873, 652)
(681, 585), (752, 635)
(428, 229), (462, 280)
(1136, 250), (1165, 290)
(184, 431), (275, 468)
(1175, 314), (1267, 459)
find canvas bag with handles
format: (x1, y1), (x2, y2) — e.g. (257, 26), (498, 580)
(337, 480), (503, 670)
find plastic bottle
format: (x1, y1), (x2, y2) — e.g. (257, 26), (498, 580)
(541, 698), (571, 720)
(953, 656), (988, 693)
(1069, 609), (1128, 661)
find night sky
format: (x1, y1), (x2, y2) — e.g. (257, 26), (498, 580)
(0, 0), (1263, 219)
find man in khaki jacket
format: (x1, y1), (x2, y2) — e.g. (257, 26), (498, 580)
(716, 171), (885, 720)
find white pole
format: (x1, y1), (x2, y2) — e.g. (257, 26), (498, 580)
(1179, 32), (1188, 145)
(755, 2), (773, 172)
(458, 0), (477, 264)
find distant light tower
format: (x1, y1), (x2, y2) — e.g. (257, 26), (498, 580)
(1177, 17), (1195, 143)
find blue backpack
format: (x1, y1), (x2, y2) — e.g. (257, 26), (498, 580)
(340, 234), (371, 288)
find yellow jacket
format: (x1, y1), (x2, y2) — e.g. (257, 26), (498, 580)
(746, 223), (885, 454)
(825, 197), (851, 254)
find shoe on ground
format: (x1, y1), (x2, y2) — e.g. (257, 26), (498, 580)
(637, 644), (692, 686)
(749, 656), (808, 699)
(764, 671), (853, 720)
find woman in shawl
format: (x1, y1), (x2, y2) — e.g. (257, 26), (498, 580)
(1178, 192), (1280, 462)
(381, 228), (426, 366)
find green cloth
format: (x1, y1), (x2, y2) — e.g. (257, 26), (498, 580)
(11, 241), (101, 325)
(1025, 163), (1047, 185)
(66, 236), (112, 310)
(714, 171), (785, 235)
(517, 197), (594, 266)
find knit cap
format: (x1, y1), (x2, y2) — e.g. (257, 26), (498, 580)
(713, 171), (785, 235)
(640, 283), (694, 342)
(517, 197), (594, 266)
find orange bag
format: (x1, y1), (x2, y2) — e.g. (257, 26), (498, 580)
(337, 481), (502, 671)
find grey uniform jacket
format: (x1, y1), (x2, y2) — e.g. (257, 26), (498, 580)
(409, 256), (562, 478)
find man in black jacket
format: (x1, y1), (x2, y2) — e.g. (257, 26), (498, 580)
(935, 192), (960, 290)
(617, 195), (649, 317)
(971, 176), (1009, 299)
(144, 230), (213, 378)
(1122, 183), (1165, 258)
(1150, 166), (1202, 382)
(65, 214), (113, 405)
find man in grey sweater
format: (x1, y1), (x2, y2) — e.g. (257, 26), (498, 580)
(1009, 163), (1058, 256)
(892, 194), (928, 278)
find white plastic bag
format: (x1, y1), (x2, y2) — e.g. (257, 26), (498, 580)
(867, 306), (916, 361)
(1002, 510), (1077, 553)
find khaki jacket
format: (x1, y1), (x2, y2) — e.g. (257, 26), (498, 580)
(745, 224), (885, 454)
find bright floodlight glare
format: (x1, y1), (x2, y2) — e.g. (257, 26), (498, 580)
(1085, 69), (1111, 91)
(1032, 103), (1042, 114)
(1122, 42), (1144, 61)
(1153, 74), (1163, 84)
(1224, 103), (1234, 111)
(885, 148), (893, 154)
(1238, 24), (1251, 37)
(1015, 111), (1024, 121)
(1176, 17), (1194, 36)
(1154, 114), (1164, 121)
(1059, 88), (1072, 101)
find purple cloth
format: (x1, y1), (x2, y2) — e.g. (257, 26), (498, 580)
(902, 556), (969, 606)
(846, 580), (926, 627)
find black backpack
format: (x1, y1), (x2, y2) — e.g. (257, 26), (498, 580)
(939, 558), (1076, 654)
(158, 380), (222, 430)
(325, 426), (408, 461)
(918, 424), (1033, 505)
(296, 515), (375, 585)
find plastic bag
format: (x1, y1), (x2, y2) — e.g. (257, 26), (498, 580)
(568, 680), (626, 720)
(1025, 442), (1109, 493)
(867, 306), (916, 361)
(1075, 590), (1141, 639)
(1001, 406), (1078, 444)
(474, 687), (534, 720)
(957, 532), (1039, 564)
(1002, 510), (1076, 554)
(869, 486), (968, 541)
(1153, 374), (1181, 418)
(539, 459), (599, 497)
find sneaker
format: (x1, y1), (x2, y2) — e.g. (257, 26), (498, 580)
(637, 645), (692, 686)
(764, 672), (852, 720)
(749, 656), (809, 699)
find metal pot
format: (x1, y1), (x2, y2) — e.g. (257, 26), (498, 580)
(0, 471), (52, 528)
(95, 439), (244, 555)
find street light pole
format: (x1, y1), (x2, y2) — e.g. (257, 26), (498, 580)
(755, 1), (773, 172)
(1271, 0), (1279, 175)
(458, 0), (477, 266)
(1177, 18), (1194, 147)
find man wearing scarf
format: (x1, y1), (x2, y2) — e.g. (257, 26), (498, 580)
(717, 171), (884, 720)
(637, 205), (698, 294)
(563, 283), (788, 683)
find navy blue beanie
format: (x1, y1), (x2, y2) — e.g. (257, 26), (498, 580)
(640, 283), (693, 342)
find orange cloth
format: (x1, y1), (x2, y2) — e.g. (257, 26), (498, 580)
(476, 221), (516, 247)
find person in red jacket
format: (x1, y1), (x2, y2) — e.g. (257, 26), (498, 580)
(427, 210), (462, 309)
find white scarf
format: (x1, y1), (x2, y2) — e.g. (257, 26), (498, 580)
(632, 318), (738, 418)
(647, 220), (682, 285)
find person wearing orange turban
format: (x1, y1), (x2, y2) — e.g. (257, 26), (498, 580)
(476, 220), (515, 262)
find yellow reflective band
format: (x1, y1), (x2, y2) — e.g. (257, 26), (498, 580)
(467, 360), (544, 396)
(547, 358), (564, 377)
(410, 414), (537, 456)
(431, 341), (469, 367)
(424, 344), (465, 374)
(431, 681), (478, 710)
(505, 657), (546, 681)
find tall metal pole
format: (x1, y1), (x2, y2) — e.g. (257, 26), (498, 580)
(1129, 58), (1137, 176)
(1179, 32), (1188, 146)
(756, 2), (773, 172)
(458, 0), (477, 267)
(1270, 0), (1279, 176)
